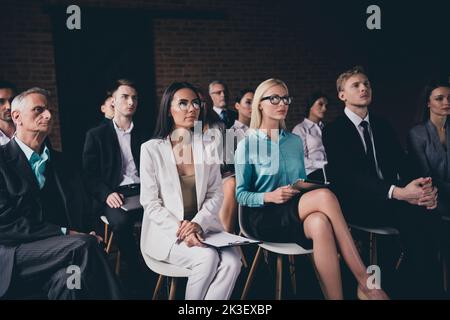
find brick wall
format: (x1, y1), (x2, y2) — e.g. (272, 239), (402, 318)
(1, 0), (364, 150)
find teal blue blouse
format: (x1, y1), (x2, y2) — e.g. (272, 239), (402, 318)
(234, 129), (307, 207)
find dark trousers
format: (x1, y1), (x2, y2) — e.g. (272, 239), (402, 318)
(104, 184), (143, 291)
(7, 234), (122, 299)
(345, 198), (442, 298)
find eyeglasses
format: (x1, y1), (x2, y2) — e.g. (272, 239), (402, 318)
(260, 95), (292, 106)
(174, 98), (202, 111)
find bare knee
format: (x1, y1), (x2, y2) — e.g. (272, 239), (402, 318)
(313, 188), (338, 204)
(299, 188), (339, 216)
(303, 212), (333, 239)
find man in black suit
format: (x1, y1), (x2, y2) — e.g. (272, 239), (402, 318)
(0, 87), (122, 299)
(83, 79), (144, 296)
(322, 66), (440, 298)
(208, 80), (237, 129)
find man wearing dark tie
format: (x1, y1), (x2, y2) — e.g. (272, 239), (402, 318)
(208, 80), (237, 129)
(322, 66), (441, 298)
(0, 87), (122, 299)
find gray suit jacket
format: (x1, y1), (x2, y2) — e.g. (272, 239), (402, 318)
(407, 118), (450, 215)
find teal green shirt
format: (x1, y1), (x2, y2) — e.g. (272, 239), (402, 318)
(234, 129), (307, 207)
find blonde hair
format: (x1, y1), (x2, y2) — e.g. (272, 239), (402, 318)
(336, 65), (366, 93)
(250, 78), (288, 129)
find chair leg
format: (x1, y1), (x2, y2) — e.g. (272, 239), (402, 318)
(288, 255), (296, 295)
(153, 275), (164, 300)
(395, 252), (404, 271)
(106, 232), (114, 253)
(241, 246), (263, 300)
(104, 223), (108, 245)
(309, 254), (328, 300)
(237, 246), (248, 268)
(169, 277), (178, 300)
(275, 254), (283, 300)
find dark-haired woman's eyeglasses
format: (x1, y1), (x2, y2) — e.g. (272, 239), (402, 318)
(175, 98), (202, 111)
(260, 95), (292, 106)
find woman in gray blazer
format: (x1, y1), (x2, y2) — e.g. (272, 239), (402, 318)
(407, 81), (450, 217)
(140, 82), (241, 300)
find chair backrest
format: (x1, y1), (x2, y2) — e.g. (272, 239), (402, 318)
(349, 224), (399, 236)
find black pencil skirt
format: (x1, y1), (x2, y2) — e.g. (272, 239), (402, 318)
(241, 194), (312, 249)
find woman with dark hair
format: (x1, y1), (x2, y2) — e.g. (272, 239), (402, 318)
(235, 78), (388, 300)
(140, 82), (241, 299)
(230, 88), (254, 141)
(407, 81), (450, 217)
(292, 91), (329, 181)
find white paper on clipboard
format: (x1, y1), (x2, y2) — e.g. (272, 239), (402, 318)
(201, 231), (261, 248)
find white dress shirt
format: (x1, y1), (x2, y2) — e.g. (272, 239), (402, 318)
(213, 106), (224, 118)
(230, 120), (249, 145)
(292, 118), (327, 175)
(112, 120), (140, 186)
(344, 107), (395, 198)
(0, 129), (13, 146)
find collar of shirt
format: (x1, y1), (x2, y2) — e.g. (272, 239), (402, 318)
(232, 120), (249, 130)
(113, 120), (134, 134)
(213, 106), (225, 117)
(344, 107), (370, 128)
(302, 118), (324, 130)
(0, 129), (14, 145)
(15, 137), (50, 189)
(15, 137), (38, 160)
(254, 128), (287, 141)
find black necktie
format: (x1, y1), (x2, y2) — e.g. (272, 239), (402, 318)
(360, 120), (378, 177)
(220, 110), (228, 125)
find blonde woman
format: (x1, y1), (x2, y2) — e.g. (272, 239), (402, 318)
(234, 78), (388, 300)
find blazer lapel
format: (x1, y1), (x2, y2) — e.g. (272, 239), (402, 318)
(131, 128), (140, 172)
(193, 133), (206, 210)
(162, 138), (183, 213)
(343, 115), (367, 157)
(6, 139), (40, 195)
(425, 120), (448, 178)
(107, 121), (123, 184)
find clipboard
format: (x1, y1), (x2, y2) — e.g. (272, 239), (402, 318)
(290, 178), (330, 192)
(201, 231), (261, 248)
(120, 195), (143, 211)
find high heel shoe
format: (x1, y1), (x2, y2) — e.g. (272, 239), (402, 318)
(357, 285), (390, 300)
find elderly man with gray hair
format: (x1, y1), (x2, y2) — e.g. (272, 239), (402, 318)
(0, 87), (122, 299)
